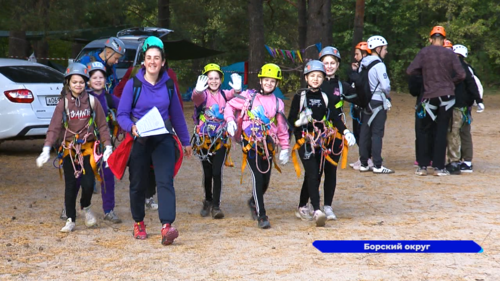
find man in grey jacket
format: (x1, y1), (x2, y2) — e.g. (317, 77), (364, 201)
(358, 35), (394, 174)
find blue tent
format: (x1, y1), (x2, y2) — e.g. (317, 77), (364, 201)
(182, 61), (287, 101)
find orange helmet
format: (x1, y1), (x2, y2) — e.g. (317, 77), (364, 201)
(355, 42), (371, 54)
(443, 39), (453, 48)
(430, 26), (446, 38)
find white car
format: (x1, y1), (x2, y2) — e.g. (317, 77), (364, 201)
(0, 58), (64, 141)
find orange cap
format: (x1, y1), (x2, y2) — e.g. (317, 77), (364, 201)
(443, 39), (453, 48)
(355, 42), (372, 54)
(430, 26), (446, 38)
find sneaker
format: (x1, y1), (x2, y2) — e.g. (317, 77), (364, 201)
(295, 206), (313, 221)
(83, 206), (97, 228)
(373, 166), (395, 174)
(415, 166), (428, 176)
(200, 200), (212, 217)
(60, 208), (67, 220)
(103, 210), (122, 224)
(460, 162), (473, 173)
(359, 165), (371, 172)
(248, 198), (258, 220)
(368, 158), (374, 168)
(434, 168), (450, 176)
(313, 210), (327, 227)
(60, 218), (75, 233)
(257, 216), (271, 229)
(161, 224), (179, 245)
(133, 221), (147, 239)
(350, 159), (361, 170)
(211, 206), (224, 219)
(323, 205), (337, 220)
(145, 197), (159, 211)
(445, 162), (461, 175)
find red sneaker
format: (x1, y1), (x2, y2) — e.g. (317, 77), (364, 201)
(133, 221), (147, 239)
(161, 224), (179, 245)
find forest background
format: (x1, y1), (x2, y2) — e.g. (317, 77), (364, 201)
(0, 0), (499, 94)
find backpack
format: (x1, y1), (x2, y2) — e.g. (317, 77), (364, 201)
(351, 60), (381, 108)
(468, 66), (484, 101)
(192, 90), (227, 123)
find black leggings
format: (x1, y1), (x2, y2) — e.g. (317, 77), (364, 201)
(63, 155), (95, 222)
(244, 139), (273, 219)
(201, 146), (227, 207)
(298, 138), (342, 210)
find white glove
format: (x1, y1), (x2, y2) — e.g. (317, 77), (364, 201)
(477, 103), (485, 113)
(343, 129), (356, 147)
(279, 149), (289, 165)
(36, 146), (51, 168)
(384, 99), (392, 110)
(294, 108), (312, 127)
(103, 145), (113, 162)
(227, 120), (237, 137)
(195, 75), (208, 93)
(228, 73), (242, 92)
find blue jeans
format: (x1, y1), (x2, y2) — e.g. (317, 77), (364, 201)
(129, 134), (176, 224)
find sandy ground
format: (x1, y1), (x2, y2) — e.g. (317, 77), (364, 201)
(1, 92), (500, 280)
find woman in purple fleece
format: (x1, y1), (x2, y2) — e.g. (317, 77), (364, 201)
(117, 36), (192, 245)
(87, 61), (122, 224)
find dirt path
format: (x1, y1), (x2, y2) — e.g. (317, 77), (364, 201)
(1, 92), (499, 280)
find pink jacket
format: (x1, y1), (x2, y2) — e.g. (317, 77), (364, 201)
(224, 90), (289, 150)
(192, 88), (237, 127)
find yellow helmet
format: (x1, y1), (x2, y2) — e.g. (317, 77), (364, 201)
(258, 63), (282, 81)
(202, 63), (224, 83)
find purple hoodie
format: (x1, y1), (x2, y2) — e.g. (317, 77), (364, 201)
(117, 68), (190, 146)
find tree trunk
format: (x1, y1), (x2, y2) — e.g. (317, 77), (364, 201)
(306, 0), (324, 60)
(352, 0), (365, 62)
(158, 0), (170, 28)
(298, 0), (307, 50)
(248, 0), (265, 89)
(8, 30), (28, 59)
(322, 0), (332, 46)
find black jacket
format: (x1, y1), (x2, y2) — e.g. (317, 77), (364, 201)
(454, 56), (482, 107)
(288, 89), (346, 141)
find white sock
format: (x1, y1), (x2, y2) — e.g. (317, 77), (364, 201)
(464, 161), (472, 167)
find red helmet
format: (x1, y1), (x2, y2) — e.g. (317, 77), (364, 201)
(355, 41), (371, 54)
(443, 39), (453, 48)
(430, 26), (446, 38)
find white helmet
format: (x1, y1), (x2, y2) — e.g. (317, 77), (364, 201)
(453, 44), (468, 58)
(367, 35), (388, 50)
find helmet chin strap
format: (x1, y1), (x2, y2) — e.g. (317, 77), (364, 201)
(260, 86), (276, 95)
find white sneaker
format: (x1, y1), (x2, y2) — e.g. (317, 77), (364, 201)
(313, 210), (327, 227)
(373, 166), (395, 174)
(145, 197), (159, 210)
(323, 205), (337, 220)
(359, 165), (371, 172)
(295, 206), (313, 221)
(60, 218), (75, 233)
(83, 206), (97, 228)
(350, 159), (361, 170)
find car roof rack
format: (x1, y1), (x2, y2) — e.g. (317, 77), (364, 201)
(116, 27), (173, 38)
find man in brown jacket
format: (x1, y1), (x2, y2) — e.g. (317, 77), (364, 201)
(406, 26), (465, 176)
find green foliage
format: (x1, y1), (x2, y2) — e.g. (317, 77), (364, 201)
(1, 0), (499, 92)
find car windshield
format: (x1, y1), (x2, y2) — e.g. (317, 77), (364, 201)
(75, 48), (136, 69)
(0, 65), (64, 83)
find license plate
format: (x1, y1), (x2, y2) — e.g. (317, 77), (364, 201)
(45, 96), (60, 106)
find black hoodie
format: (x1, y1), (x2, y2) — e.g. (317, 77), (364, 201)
(454, 56), (482, 108)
